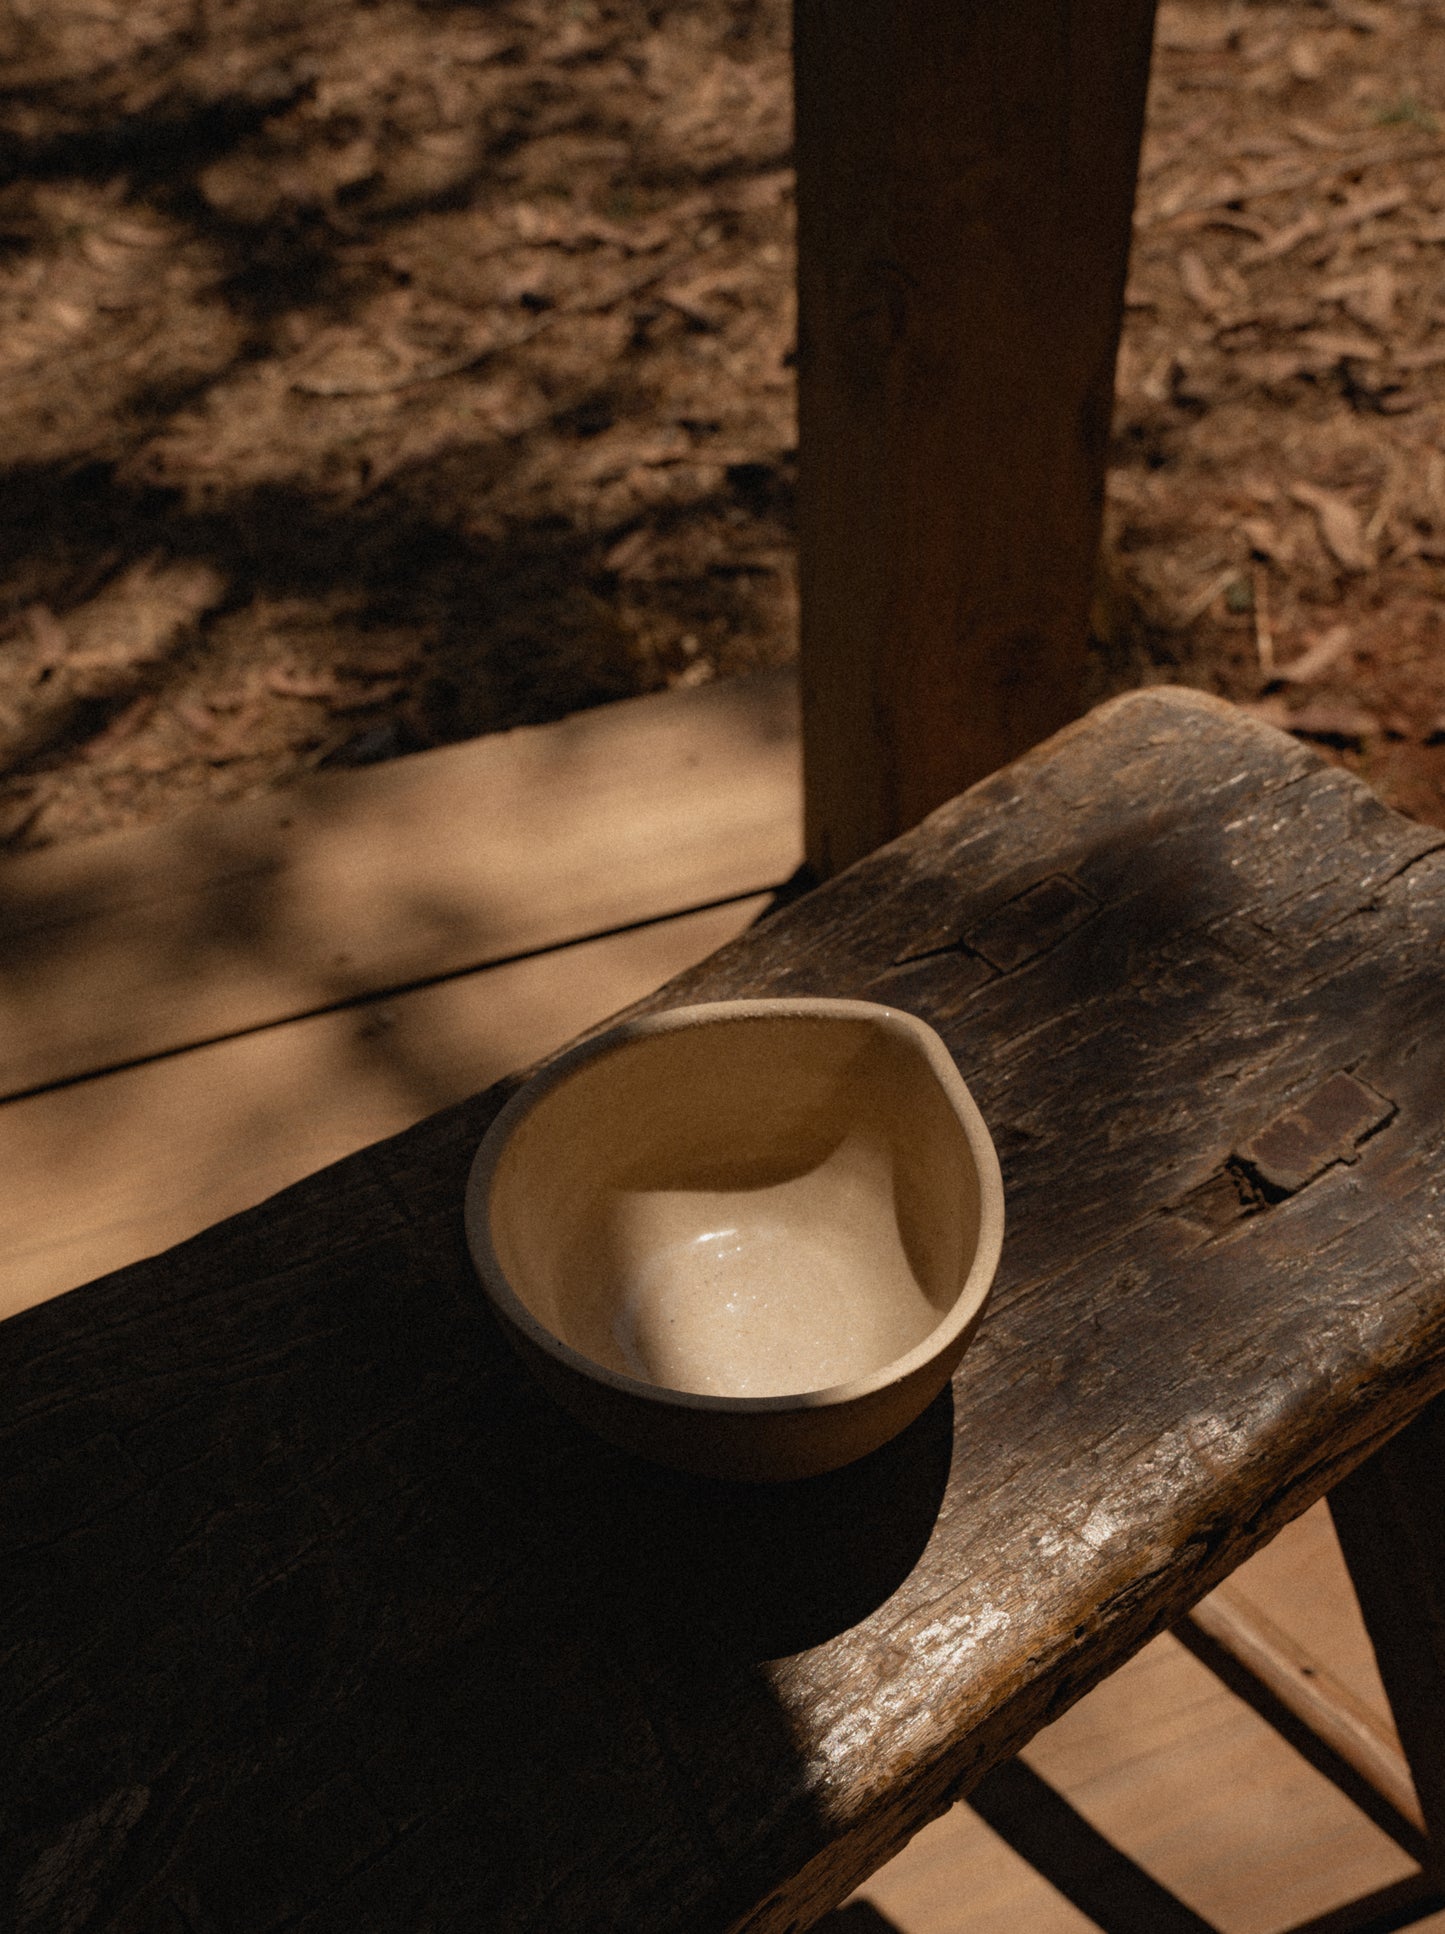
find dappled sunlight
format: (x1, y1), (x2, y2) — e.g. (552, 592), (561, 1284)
(0, 0), (798, 850)
(0, 892), (771, 1321)
(0, 664), (798, 1099)
(0, 661), (798, 1315)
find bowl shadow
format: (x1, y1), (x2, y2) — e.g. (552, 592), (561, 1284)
(550, 1382), (956, 1663)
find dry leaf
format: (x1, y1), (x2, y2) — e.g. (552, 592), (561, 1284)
(1156, 170), (1246, 222)
(177, 700), (223, 740)
(1289, 481), (1377, 572)
(1242, 212), (1325, 263)
(1175, 564), (1242, 626)
(1288, 116), (1358, 147)
(1332, 186), (1410, 228)
(1294, 329), (1383, 362)
(1287, 34), (1327, 82)
(265, 665), (404, 707)
(1241, 515), (1282, 557)
(266, 666), (342, 700)
(1321, 263), (1397, 332)
(1394, 342), (1445, 370)
(1274, 624), (1353, 683)
(1179, 250), (1228, 316)
(1252, 562), (1275, 675)
(1284, 697), (1377, 738)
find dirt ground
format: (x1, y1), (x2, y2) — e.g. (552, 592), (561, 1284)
(1, 0), (1443, 850)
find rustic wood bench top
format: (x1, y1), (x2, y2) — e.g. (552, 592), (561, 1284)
(8, 687), (1445, 1933)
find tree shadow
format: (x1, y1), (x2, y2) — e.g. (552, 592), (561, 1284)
(0, 0), (797, 845)
(0, 447), (793, 797)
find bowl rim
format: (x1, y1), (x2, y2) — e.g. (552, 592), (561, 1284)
(463, 996), (1005, 1416)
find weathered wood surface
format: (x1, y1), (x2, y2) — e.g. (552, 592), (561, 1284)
(855, 1559), (1437, 1934)
(846, 1506), (1425, 1932)
(8, 687), (1445, 1933)
(794, 0), (1157, 875)
(0, 668), (798, 1099)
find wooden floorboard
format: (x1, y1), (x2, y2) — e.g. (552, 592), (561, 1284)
(0, 667), (799, 1099)
(0, 893), (767, 1320)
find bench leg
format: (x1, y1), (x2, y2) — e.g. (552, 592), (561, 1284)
(1330, 1394), (1445, 1879)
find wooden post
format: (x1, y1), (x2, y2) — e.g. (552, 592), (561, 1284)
(793, 0), (1158, 876)
(1329, 1396), (1445, 1879)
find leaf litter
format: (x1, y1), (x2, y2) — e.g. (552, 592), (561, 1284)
(0, 0), (1444, 846)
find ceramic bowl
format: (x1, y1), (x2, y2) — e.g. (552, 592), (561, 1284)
(464, 997), (1004, 1481)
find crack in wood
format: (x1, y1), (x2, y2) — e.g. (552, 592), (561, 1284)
(885, 938), (992, 970)
(888, 875), (1099, 973)
(1172, 1164), (1272, 1237)
(964, 875), (1100, 974)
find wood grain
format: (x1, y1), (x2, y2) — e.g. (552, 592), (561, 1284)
(794, 0), (1157, 874)
(0, 668), (799, 1099)
(8, 687), (1445, 1933)
(848, 1507), (1424, 1932)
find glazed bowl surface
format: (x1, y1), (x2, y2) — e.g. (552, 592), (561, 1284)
(464, 997), (1004, 1480)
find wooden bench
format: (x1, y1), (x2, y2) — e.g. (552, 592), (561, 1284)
(8, 686), (1445, 1933)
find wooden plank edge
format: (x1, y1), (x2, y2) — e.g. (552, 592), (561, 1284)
(1177, 1583), (1428, 1862)
(0, 881), (789, 1109)
(0, 669), (802, 1099)
(0, 893), (777, 1322)
(0, 667), (802, 929)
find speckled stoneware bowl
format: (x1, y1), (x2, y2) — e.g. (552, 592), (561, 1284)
(463, 997), (1004, 1482)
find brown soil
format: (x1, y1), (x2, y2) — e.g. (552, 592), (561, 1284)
(1, 0), (1443, 850)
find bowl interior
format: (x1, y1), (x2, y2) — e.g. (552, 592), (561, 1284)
(485, 1010), (986, 1400)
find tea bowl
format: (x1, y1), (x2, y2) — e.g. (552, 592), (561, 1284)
(463, 997), (1004, 1481)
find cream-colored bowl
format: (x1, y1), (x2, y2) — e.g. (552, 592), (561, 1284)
(464, 997), (1004, 1481)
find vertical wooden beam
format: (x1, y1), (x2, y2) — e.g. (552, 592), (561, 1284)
(1329, 1395), (1445, 1880)
(793, 0), (1157, 876)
